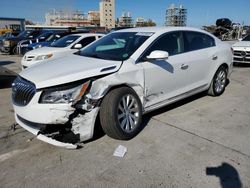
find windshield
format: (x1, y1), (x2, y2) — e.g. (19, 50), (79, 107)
(242, 35), (250, 41)
(46, 33), (63, 42)
(50, 35), (80, 47)
(17, 30), (32, 38)
(38, 32), (52, 40)
(80, 32), (152, 61)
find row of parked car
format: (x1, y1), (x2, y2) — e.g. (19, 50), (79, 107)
(0, 29), (106, 69)
(0, 29), (96, 54)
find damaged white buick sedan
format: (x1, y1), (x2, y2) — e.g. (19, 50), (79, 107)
(12, 27), (233, 149)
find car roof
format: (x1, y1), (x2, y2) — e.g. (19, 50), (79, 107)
(69, 33), (104, 37)
(115, 26), (208, 35)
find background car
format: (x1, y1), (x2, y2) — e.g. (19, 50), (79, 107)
(232, 35), (250, 65)
(18, 30), (58, 55)
(21, 30), (91, 55)
(0, 31), (20, 52)
(21, 33), (104, 69)
(2, 29), (45, 54)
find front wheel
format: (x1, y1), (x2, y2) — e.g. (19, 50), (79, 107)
(100, 87), (143, 140)
(208, 66), (228, 96)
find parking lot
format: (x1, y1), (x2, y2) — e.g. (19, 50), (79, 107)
(0, 53), (250, 188)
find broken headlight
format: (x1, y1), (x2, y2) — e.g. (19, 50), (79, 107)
(40, 81), (90, 104)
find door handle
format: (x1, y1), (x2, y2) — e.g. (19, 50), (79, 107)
(180, 64), (189, 70)
(212, 55), (218, 60)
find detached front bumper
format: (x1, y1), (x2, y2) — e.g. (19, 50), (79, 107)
(13, 91), (100, 149)
(15, 114), (78, 149)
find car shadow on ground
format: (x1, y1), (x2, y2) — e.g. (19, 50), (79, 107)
(0, 67), (17, 89)
(88, 91), (208, 143)
(206, 162), (242, 188)
(233, 63), (250, 68)
(0, 61), (16, 66)
(145, 91), (207, 119)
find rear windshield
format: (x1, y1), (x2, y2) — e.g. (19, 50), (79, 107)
(80, 32), (152, 61)
(50, 35), (80, 48)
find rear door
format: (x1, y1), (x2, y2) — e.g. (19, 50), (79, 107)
(183, 31), (217, 90)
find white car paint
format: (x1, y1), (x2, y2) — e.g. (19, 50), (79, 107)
(232, 36), (250, 64)
(21, 33), (104, 69)
(12, 27), (233, 148)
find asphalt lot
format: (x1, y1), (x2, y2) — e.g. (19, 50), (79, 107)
(0, 53), (250, 188)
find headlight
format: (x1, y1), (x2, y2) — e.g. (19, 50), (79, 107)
(35, 54), (53, 61)
(4, 40), (10, 47)
(40, 81), (90, 104)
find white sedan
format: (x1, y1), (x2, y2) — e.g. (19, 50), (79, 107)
(12, 27), (233, 148)
(232, 35), (250, 64)
(21, 33), (104, 69)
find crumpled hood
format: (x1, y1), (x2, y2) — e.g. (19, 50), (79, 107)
(20, 54), (122, 89)
(233, 41), (250, 47)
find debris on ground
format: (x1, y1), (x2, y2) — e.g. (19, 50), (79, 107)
(113, 145), (127, 158)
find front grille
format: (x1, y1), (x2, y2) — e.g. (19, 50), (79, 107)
(12, 76), (36, 106)
(233, 50), (250, 63)
(25, 55), (35, 61)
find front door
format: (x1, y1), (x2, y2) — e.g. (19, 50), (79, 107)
(139, 31), (190, 108)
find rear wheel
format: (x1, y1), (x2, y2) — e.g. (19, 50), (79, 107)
(100, 87), (142, 140)
(208, 66), (228, 96)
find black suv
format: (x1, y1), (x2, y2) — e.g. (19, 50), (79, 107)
(2, 30), (45, 54)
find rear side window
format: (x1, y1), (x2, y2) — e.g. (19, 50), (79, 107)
(143, 31), (184, 57)
(78, 36), (96, 47)
(184, 31), (215, 52)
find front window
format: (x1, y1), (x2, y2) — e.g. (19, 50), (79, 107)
(80, 32), (153, 61)
(46, 33), (62, 42)
(50, 35), (80, 48)
(242, 35), (250, 41)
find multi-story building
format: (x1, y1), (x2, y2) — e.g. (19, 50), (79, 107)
(100, 0), (115, 29)
(165, 4), (187, 26)
(45, 10), (92, 27)
(88, 11), (100, 26)
(118, 12), (133, 27)
(135, 17), (145, 27)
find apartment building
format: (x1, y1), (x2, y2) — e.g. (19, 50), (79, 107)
(100, 0), (115, 29)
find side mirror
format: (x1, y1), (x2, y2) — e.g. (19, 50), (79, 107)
(146, 50), (169, 60)
(74, 43), (82, 49)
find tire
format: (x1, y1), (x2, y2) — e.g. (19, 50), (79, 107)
(100, 87), (143, 140)
(10, 46), (17, 55)
(208, 66), (228, 96)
